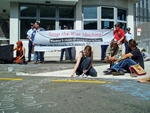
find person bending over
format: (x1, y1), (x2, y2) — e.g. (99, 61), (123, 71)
(104, 39), (144, 75)
(71, 45), (97, 77)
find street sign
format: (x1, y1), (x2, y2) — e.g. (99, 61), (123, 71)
(137, 31), (141, 36)
(137, 28), (142, 32)
(137, 28), (142, 36)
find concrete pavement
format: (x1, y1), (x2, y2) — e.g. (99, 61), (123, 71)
(15, 60), (150, 80)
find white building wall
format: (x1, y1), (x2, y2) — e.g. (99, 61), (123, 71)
(10, 2), (19, 45)
(82, 0), (128, 8)
(127, 0), (134, 38)
(75, 0), (84, 59)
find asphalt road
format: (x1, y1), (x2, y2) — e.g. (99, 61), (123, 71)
(0, 75), (150, 113)
(0, 61), (150, 113)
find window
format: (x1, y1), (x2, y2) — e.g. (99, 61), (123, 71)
(0, 19), (9, 38)
(117, 9), (127, 21)
(83, 7), (97, 19)
(20, 5), (37, 17)
(20, 4), (75, 39)
(40, 6), (56, 18)
(59, 6), (74, 18)
(83, 6), (127, 30)
(84, 21), (97, 30)
(102, 7), (114, 19)
(59, 20), (74, 29)
(20, 19), (36, 39)
(40, 20), (55, 30)
(101, 21), (114, 29)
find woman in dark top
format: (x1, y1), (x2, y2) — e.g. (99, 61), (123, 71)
(104, 39), (144, 74)
(14, 41), (26, 64)
(71, 45), (97, 77)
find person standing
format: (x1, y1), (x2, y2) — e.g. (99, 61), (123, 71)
(60, 25), (73, 61)
(125, 27), (133, 53)
(100, 26), (109, 60)
(31, 21), (45, 64)
(113, 23), (125, 54)
(26, 23), (35, 62)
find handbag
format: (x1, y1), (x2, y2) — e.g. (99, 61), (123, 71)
(129, 64), (146, 76)
(31, 47), (34, 54)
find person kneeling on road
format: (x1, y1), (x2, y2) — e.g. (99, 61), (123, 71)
(103, 39), (144, 75)
(71, 45), (97, 78)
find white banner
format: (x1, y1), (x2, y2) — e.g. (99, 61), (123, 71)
(34, 29), (113, 51)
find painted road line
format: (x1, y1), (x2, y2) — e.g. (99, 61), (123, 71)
(52, 79), (111, 84)
(0, 78), (22, 81)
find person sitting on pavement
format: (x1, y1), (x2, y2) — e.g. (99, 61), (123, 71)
(71, 45), (97, 77)
(14, 41), (26, 64)
(103, 39), (144, 75)
(141, 48), (150, 61)
(105, 38), (122, 68)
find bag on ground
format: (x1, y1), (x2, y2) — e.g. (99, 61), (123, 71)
(129, 64), (146, 76)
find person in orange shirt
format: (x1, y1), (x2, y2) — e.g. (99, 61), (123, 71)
(14, 41), (26, 64)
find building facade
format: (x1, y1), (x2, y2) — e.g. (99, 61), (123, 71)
(0, 0), (140, 60)
(134, 0), (150, 53)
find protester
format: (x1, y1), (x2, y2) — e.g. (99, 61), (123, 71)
(141, 48), (150, 61)
(71, 45), (97, 77)
(100, 26), (109, 60)
(103, 39), (144, 75)
(113, 23), (125, 54)
(60, 25), (73, 61)
(125, 27), (133, 53)
(14, 41), (26, 64)
(26, 23), (35, 62)
(31, 21), (45, 64)
(104, 39), (122, 67)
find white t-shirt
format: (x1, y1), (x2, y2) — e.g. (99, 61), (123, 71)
(125, 32), (133, 41)
(27, 28), (35, 37)
(143, 52), (150, 58)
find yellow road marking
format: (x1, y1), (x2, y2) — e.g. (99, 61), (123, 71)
(52, 79), (111, 84)
(0, 78), (22, 81)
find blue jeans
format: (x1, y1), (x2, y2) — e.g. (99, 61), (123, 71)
(60, 48), (72, 60)
(111, 58), (137, 72)
(34, 51), (45, 62)
(101, 45), (109, 60)
(28, 41), (33, 61)
(77, 57), (97, 76)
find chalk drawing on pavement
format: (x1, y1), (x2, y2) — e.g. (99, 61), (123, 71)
(0, 78), (57, 112)
(102, 81), (150, 100)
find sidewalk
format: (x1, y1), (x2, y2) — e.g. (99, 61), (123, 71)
(16, 61), (150, 80)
